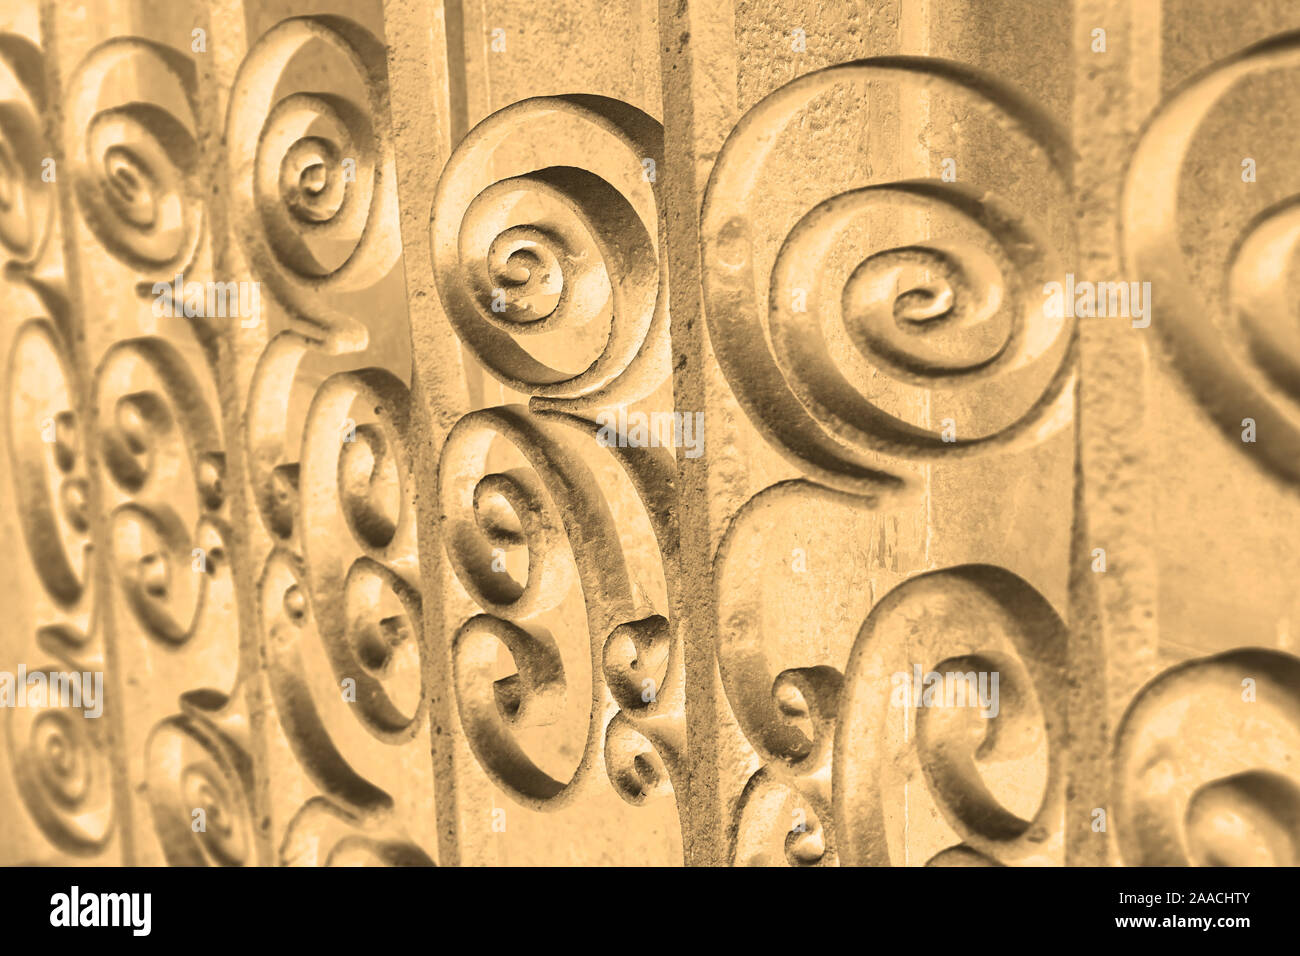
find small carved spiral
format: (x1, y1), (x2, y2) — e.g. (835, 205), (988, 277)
(297, 368), (424, 742)
(259, 548), (392, 813)
(64, 39), (202, 280)
(1113, 649), (1300, 866)
(5, 670), (114, 854)
(728, 665), (841, 866)
(245, 339), (410, 556)
(733, 766), (833, 867)
(604, 711), (672, 806)
(440, 410), (582, 621)
(227, 16), (399, 351)
(702, 60), (1075, 494)
(602, 615), (671, 716)
(0, 34), (54, 266)
(432, 96), (668, 408)
(95, 338), (226, 645)
(145, 715), (255, 866)
(453, 614), (573, 804)
(712, 481), (862, 770)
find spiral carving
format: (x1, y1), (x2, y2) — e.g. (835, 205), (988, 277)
(1113, 649), (1300, 866)
(299, 369), (422, 740)
(545, 411), (685, 811)
(832, 565), (1067, 866)
(64, 39), (202, 283)
(0, 0), (1290, 878)
(701, 60), (1075, 494)
(1124, 34), (1300, 481)
(144, 714), (255, 866)
(431, 97), (668, 409)
(713, 480), (888, 865)
(254, 365), (426, 820)
(440, 406), (646, 809)
(732, 666), (842, 867)
(95, 338), (232, 650)
(733, 765), (833, 867)
(5, 667), (114, 855)
(6, 314), (91, 612)
(0, 34), (52, 267)
(714, 482), (870, 768)
(227, 16), (400, 352)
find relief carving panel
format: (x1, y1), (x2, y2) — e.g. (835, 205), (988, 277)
(0, 0), (1294, 870)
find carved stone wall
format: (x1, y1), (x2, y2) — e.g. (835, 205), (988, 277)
(1, 0), (1297, 866)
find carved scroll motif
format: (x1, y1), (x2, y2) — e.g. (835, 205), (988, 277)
(64, 39), (204, 292)
(1124, 35), (1300, 482)
(706, 60), (1076, 865)
(232, 15), (430, 865)
(1, 0), (1295, 873)
(1, 37), (113, 862)
(431, 96), (685, 850)
(58, 32), (257, 866)
(1115, 32), (1300, 868)
(701, 59), (1076, 497)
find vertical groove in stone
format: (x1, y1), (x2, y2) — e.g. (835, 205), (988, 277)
(194, 0), (274, 867)
(657, 0), (739, 867)
(443, 0), (469, 144)
(380, 0), (469, 867)
(440, 0), (494, 415)
(456, 0), (490, 132)
(1067, 0), (1160, 865)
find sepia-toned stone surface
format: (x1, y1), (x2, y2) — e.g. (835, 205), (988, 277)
(0, 0), (1297, 867)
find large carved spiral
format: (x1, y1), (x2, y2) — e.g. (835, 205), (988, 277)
(1113, 649), (1300, 866)
(833, 565), (1067, 866)
(432, 97), (668, 409)
(0, 34), (53, 266)
(5, 667), (114, 855)
(701, 60), (1075, 494)
(1124, 34), (1300, 481)
(64, 39), (202, 283)
(227, 16), (399, 351)
(144, 714), (255, 866)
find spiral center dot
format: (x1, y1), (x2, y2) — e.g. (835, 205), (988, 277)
(299, 161), (328, 196)
(102, 146), (157, 228)
(894, 277), (956, 324)
(503, 248), (542, 285)
(283, 583), (307, 624)
(138, 551), (169, 598)
(59, 478), (89, 532)
(48, 736), (68, 771)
